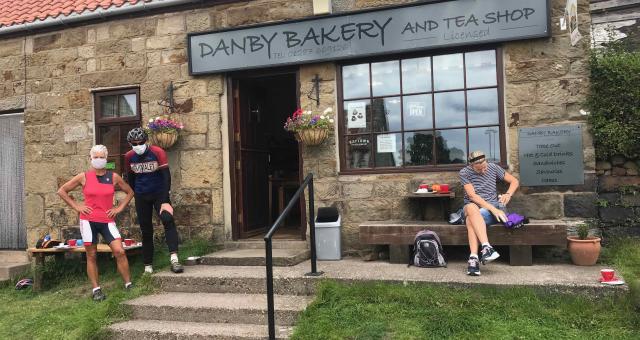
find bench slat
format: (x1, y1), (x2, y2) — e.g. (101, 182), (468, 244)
(360, 221), (566, 246)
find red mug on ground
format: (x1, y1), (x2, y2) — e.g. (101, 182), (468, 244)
(68, 239), (77, 247)
(124, 239), (134, 246)
(601, 268), (615, 281)
(439, 184), (449, 193)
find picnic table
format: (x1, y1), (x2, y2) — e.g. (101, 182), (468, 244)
(28, 243), (142, 291)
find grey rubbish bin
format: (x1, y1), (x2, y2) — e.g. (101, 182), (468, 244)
(315, 207), (341, 260)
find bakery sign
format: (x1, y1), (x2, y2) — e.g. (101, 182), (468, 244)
(188, 0), (549, 74)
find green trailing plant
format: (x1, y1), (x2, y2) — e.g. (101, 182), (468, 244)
(586, 39), (640, 160)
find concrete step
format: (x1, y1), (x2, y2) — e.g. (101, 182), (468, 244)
(202, 248), (310, 267)
(154, 265), (316, 295)
(124, 292), (311, 326)
(109, 320), (293, 340)
(0, 262), (30, 281)
(224, 240), (308, 250)
(0, 250), (29, 263)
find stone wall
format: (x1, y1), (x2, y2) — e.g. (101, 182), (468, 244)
(1, 0), (316, 247)
(596, 156), (640, 238)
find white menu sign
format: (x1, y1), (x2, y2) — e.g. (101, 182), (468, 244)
(347, 102), (367, 129)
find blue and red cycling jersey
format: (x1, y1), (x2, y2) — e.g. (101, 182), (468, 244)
(125, 145), (169, 196)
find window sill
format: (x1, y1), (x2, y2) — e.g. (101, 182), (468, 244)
(337, 162), (508, 176)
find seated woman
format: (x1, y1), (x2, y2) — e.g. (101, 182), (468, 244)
(459, 151), (519, 276)
(57, 145), (134, 301)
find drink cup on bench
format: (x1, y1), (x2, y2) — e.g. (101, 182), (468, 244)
(439, 184), (449, 193)
(68, 239), (77, 247)
(601, 268), (615, 282)
(124, 239), (134, 247)
(76, 239), (84, 247)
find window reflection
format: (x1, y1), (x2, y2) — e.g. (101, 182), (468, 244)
(375, 133), (403, 167)
(435, 91), (465, 128)
(372, 97), (401, 132)
(403, 94), (432, 130)
(405, 131), (433, 166)
(436, 129), (466, 164)
(402, 57), (431, 93)
(465, 50), (497, 88)
(467, 89), (499, 125)
(343, 64), (370, 99)
(469, 127), (501, 163)
(371, 61), (400, 97)
(433, 53), (464, 91)
(344, 100), (371, 134)
(346, 135), (372, 168)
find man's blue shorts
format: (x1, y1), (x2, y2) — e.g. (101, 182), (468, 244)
(460, 202), (506, 226)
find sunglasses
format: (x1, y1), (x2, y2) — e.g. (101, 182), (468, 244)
(130, 141), (145, 146)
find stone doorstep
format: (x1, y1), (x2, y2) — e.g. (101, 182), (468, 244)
(154, 259), (627, 297)
(109, 320), (292, 340)
(224, 240), (309, 250)
(0, 262), (31, 282)
(124, 292), (311, 326)
(201, 248), (310, 267)
(0, 250), (30, 263)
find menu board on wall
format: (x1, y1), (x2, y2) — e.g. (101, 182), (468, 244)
(518, 125), (584, 186)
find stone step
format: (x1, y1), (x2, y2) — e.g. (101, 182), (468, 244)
(224, 240), (308, 250)
(0, 250), (29, 263)
(202, 248), (310, 267)
(109, 320), (293, 340)
(124, 292), (311, 326)
(154, 265), (316, 295)
(0, 262), (30, 281)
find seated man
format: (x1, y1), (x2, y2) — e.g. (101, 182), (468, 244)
(460, 151), (519, 276)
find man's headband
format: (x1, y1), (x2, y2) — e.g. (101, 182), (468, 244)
(469, 155), (486, 164)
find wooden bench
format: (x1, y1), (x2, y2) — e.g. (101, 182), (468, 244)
(359, 220), (567, 266)
(28, 244), (142, 291)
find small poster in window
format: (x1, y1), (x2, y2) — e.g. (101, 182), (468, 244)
(347, 102), (366, 129)
(407, 102), (426, 117)
(377, 134), (396, 153)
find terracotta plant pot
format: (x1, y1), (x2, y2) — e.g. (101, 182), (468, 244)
(567, 236), (601, 266)
(296, 129), (328, 146)
(149, 131), (178, 149)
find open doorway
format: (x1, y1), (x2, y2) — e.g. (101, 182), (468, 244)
(230, 72), (304, 240)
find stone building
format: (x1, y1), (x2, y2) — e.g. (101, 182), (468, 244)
(0, 0), (595, 252)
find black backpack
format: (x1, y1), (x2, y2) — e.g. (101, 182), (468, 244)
(408, 230), (447, 268)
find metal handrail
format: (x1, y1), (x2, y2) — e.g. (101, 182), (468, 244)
(264, 173), (322, 340)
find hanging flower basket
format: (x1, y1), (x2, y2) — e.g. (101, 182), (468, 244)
(297, 128), (328, 146)
(149, 131), (178, 149)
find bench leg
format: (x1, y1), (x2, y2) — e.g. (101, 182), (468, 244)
(389, 245), (410, 264)
(509, 245), (532, 266)
(32, 254), (45, 292)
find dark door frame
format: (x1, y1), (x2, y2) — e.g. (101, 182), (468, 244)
(227, 67), (306, 241)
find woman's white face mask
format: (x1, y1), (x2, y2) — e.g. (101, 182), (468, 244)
(132, 144), (147, 155)
(91, 158), (107, 169)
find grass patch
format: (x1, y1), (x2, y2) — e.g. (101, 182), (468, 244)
(601, 237), (640, 310)
(0, 238), (216, 340)
(293, 281), (640, 340)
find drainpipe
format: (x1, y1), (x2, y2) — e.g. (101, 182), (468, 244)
(0, 0), (203, 36)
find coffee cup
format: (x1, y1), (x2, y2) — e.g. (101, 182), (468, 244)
(68, 239), (77, 247)
(124, 239), (134, 246)
(439, 184), (450, 193)
(76, 239), (84, 247)
(601, 268), (615, 281)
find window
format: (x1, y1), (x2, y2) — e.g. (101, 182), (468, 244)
(94, 88), (141, 175)
(339, 49), (504, 172)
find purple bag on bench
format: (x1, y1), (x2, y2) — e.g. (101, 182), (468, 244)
(502, 213), (529, 229)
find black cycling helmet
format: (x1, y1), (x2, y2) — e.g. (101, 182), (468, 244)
(127, 127), (147, 143)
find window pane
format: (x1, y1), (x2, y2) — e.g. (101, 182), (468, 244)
(466, 50), (497, 88)
(346, 135), (372, 169)
(435, 91), (465, 128)
(119, 94), (137, 117)
(99, 125), (119, 154)
(467, 89), (499, 126)
(344, 99), (371, 133)
(371, 61), (400, 97)
(100, 96), (118, 118)
(436, 129), (466, 164)
(375, 133), (402, 168)
(469, 126), (500, 163)
(402, 57), (431, 93)
(372, 97), (401, 132)
(343, 64), (370, 99)
(433, 53), (464, 91)
(403, 94), (432, 130)
(405, 131), (433, 166)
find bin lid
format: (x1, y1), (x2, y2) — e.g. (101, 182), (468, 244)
(316, 207), (339, 222)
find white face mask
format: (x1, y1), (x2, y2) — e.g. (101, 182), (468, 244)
(132, 144), (147, 155)
(91, 158), (107, 169)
